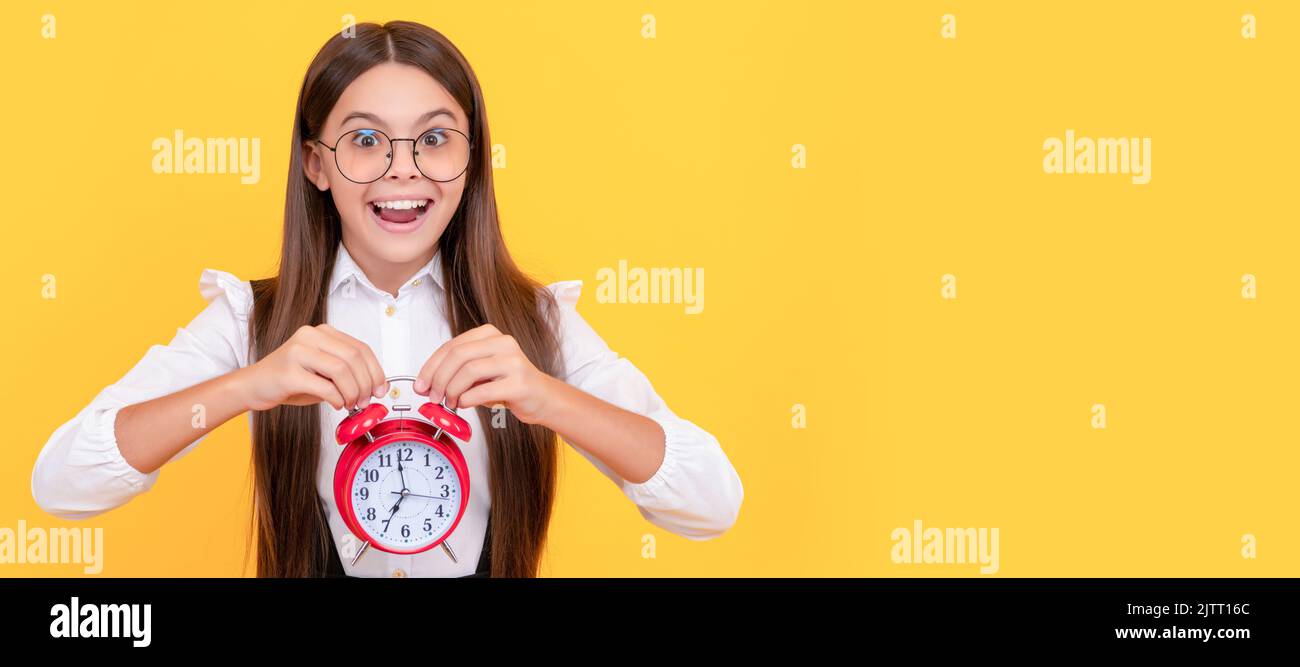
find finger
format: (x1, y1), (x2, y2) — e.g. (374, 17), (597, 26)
(317, 325), (388, 398)
(443, 357), (510, 408)
(300, 347), (362, 409)
(426, 337), (514, 402)
(295, 368), (346, 410)
(313, 328), (383, 403)
(415, 324), (501, 394)
(457, 377), (512, 410)
(415, 325), (500, 394)
(310, 336), (373, 408)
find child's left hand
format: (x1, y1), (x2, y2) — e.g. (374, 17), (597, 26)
(413, 323), (558, 424)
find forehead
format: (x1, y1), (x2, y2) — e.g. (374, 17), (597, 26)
(326, 62), (468, 133)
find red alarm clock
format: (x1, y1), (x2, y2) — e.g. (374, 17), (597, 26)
(333, 375), (473, 567)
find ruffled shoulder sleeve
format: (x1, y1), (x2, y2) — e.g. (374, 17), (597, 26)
(199, 268), (254, 319)
(543, 280), (605, 383)
(544, 279), (583, 319)
(199, 268), (254, 364)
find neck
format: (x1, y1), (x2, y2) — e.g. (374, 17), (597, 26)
(342, 239), (436, 298)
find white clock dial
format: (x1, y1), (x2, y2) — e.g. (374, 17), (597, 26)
(351, 439), (461, 551)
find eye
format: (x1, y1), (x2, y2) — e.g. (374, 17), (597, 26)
(420, 129), (448, 148)
(350, 129), (383, 149)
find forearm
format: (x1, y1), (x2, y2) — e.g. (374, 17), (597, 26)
(537, 374), (666, 484)
(115, 367), (253, 475)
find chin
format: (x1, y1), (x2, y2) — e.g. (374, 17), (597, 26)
(363, 222), (440, 256)
(371, 236), (434, 260)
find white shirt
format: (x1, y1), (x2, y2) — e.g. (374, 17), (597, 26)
(31, 240), (744, 577)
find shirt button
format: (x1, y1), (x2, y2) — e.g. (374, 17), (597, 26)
(385, 304), (396, 317)
(392, 568), (406, 578)
(412, 279), (422, 287)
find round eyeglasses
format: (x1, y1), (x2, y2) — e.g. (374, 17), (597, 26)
(314, 127), (473, 184)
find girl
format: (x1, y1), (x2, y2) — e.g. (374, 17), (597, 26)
(31, 21), (743, 578)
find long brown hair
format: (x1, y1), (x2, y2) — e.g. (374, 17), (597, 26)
(244, 21), (563, 577)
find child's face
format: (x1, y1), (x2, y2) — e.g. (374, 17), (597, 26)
(304, 62), (471, 267)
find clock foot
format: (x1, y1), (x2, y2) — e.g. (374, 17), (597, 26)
(441, 540), (458, 563)
(351, 540), (371, 567)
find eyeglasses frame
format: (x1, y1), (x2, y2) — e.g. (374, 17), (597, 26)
(313, 126), (474, 184)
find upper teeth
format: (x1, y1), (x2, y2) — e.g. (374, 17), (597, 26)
(373, 199), (428, 210)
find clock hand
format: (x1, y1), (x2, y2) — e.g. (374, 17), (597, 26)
(390, 491), (452, 501)
(397, 459), (408, 492)
(381, 497), (402, 535)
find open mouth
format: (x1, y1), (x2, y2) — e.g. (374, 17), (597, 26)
(368, 198), (432, 232)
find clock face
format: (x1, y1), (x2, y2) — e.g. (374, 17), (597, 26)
(350, 439), (462, 551)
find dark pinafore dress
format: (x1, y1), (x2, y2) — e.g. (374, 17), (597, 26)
(325, 515), (492, 578)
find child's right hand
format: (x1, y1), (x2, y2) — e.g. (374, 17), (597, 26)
(235, 324), (389, 412)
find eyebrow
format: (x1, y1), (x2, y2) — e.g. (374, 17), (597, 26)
(340, 108), (459, 130)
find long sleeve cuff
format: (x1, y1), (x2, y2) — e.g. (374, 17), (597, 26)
(619, 412), (744, 540)
(620, 414), (688, 510)
(82, 404), (153, 492)
(32, 402), (157, 520)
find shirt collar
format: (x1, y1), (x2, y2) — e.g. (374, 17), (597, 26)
(328, 240), (443, 298)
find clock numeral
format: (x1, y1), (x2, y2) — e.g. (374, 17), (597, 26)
(440, 484), (450, 498)
(359, 487), (369, 500)
(363, 469), (379, 483)
(378, 453), (391, 467)
(400, 448), (414, 462)
(401, 524), (411, 538)
(366, 507), (376, 521)
(424, 518), (432, 532)
(434, 466), (444, 479)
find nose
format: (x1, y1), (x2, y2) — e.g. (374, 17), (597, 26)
(387, 139), (422, 181)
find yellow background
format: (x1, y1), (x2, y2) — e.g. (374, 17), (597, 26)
(2, 1), (1297, 576)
